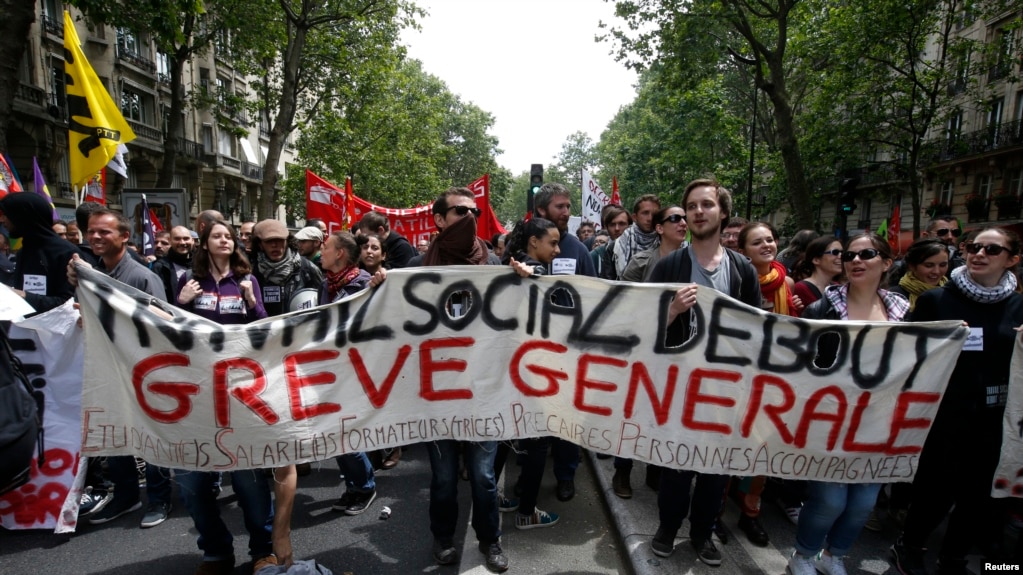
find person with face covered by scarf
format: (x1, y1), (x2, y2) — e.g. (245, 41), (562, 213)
(249, 219), (323, 317)
(0, 192), (82, 313)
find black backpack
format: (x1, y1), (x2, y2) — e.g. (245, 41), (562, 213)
(0, 327), (43, 496)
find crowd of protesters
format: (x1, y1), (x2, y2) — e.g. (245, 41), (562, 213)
(2, 181), (1022, 575)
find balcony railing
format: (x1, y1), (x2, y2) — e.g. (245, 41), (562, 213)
(41, 13), (62, 37)
(15, 83), (45, 106)
(177, 138), (204, 161)
(116, 44), (157, 73)
(923, 118), (1023, 163)
(242, 161), (263, 181)
(127, 119), (162, 143)
(222, 156), (240, 169)
(58, 182), (74, 200)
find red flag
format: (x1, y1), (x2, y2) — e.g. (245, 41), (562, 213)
(466, 174), (506, 241)
(344, 177), (355, 231)
(306, 170), (346, 233)
(84, 170), (106, 205)
(888, 203), (901, 254)
(611, 176), (621, 205)
(0, 154), (23, 199)
(148, 207), (165, 233)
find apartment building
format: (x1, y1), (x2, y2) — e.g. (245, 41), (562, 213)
(8, 1), (294, 227)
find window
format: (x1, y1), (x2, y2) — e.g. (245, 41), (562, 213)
(18, 44), (32, 84)
(945, 111), (963, 143)
(202, 124), (214, 152)
(117, 28), (145, 57)
(216, 76), (231, 105)
(1016, 91), (1023, 122)
(949, 48), (970, 95)
(51, 65), (66, 118)
(121, 86), (151, 124)
(216, 29), (231, 57)
(1008, 169), (1023, 197)
(156, 52), (171, 83)
(42, 0), (60, 19)
(940, 180), (954, 205)
(991, 28), (1017, 81)
(977, 174), (994, 199)
(199, 68), (210, 96)
(986, 97), (1004, 146)
(218, 127), (236, 158)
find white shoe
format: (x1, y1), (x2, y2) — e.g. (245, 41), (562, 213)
(787, 551), (817, 575)
(815, 552), (847, 575)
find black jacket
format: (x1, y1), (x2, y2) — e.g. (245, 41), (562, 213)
(383, 231), (418, 269)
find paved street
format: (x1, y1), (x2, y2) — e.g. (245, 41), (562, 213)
(0, 447), (1003, 575)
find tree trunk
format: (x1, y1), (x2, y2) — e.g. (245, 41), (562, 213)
(0, 1), (35, 153)
(761, 79), (814, 229)
(259, 23), (307, 219)
(155, 54), (187, 188)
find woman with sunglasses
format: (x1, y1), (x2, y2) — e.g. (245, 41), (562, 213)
(792, 235), (844, 308)
(892, 228), (1023, 575)
(790, 234), (909, 575)
(621, 206), (688, 282)
(888, 238), (949, 312)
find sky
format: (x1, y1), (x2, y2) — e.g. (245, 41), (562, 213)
(400, 0), (640, 176)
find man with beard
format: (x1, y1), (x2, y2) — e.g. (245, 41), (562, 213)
(0, 193), (81, 313)
(612, 194), (662, 279)
(151, 226), (195, 302)
(419, 187), (508, 573)
(530, 183), (595, 503)
(250, 219), (323, 317)
(646, 179), (761, 568)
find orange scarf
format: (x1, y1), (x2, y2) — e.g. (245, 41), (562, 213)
(760, 260), (795, 316)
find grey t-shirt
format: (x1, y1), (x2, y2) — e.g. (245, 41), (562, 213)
(688, 245), (731, 295)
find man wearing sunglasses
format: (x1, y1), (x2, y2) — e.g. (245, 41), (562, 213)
(921, 215), (965, 272)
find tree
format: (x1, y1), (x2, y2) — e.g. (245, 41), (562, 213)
(602, 0), (816, 228)
(235, 0), (417, 219)
(68, 0), (244, 188)
(0, 1), (35, 153)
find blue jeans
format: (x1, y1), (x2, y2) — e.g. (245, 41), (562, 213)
(657, 470), (728, 541)
(428, 440), (500, 545)
(108, 456), (171, 506)
(795, 481), (881, 557)
(176, 469), (273, 561)
(335, 452), (375, 493)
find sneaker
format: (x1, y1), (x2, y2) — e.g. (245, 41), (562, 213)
(344, 490), (376, 516)
(478, 541), (509, 573)
(555, 479), (575, 502)
(194, 557), (235, 575)
(692, 537), (722, 567)
(891, 538), (928, 575)
(864, 509), (883, 532)
(139, 501), (172, 528)
(331, 491), (356, 512)
(497, 490), (519, 513)
(651, 527), (676, 558)
(88, 498), (142, 525)
(738, 513), (769, 546)
(432, 539), (457, 565)
(515, 508), (559, 530)
(612, 469), (633, 499)
(79, 487), (113, 517)
(788, 551), (817, 575)
(816, 552), (848, 575)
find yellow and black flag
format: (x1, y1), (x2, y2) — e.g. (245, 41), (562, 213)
(63, 11), (135, 188)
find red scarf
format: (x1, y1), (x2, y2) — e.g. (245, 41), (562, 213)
(760, 260), (796, 316)
(326, 264), (363, 301)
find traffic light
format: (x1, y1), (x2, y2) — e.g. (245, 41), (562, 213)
(839, 177), (859, 215)
(527, 164), (543, 213)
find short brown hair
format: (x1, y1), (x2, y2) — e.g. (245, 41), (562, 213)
(681, 179), (732, 232)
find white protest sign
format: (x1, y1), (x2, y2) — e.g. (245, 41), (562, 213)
(992, 335), (1023, 497)
(0, 299), (85, 532)
(581, 169), (611, 230)
(75, 265), (966, 483)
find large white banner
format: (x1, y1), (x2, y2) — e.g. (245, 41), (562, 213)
(992, 336), (1023, 497)
(581, 169), (611, 229)
(0, 300), (85, 532)
(75, 265), (967, 482)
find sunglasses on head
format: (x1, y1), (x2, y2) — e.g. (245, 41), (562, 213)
(964, 242), (1013, 256)
(841, 248), (881, 262)
(935, 227), (962, 237)
(661, 214), (686, 224)
(447, 205), (481, 217)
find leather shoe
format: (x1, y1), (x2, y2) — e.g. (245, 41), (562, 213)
(738, 513), (769, 546)
(556, 479), (575, 502)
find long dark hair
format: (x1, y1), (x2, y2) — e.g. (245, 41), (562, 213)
(793, 235), (840, 281)
(192, 219), (252, 279)
(504, 217), (558, 263)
